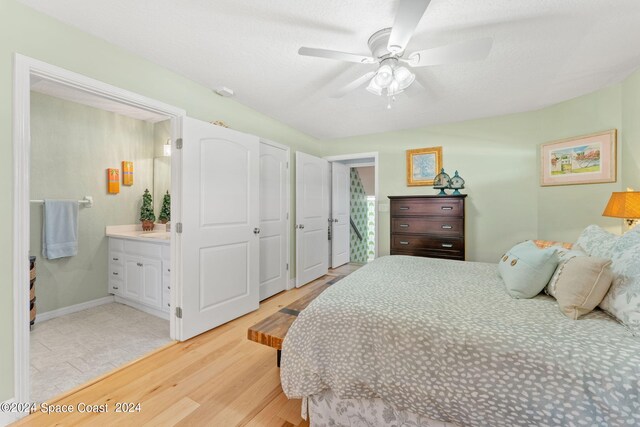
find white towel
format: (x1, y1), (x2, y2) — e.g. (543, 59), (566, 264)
(42, 200), (79, 259)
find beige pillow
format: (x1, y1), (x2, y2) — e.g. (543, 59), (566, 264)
(554, 256), (614, 319)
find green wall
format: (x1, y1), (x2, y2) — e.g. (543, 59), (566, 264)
(30, 92), (155, 314)
(323, 112), (542, 263)
(0, 0), (320, 401)
(322, 75), (640, 262)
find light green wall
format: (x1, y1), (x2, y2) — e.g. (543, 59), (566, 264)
(323, 112), (542, 263)
(30, 92), (155, 313)
(622, 70), (640, 190)
(0, 0), (320, 401)
(323, 77), (639, 263)
(537, 86), (623, 242)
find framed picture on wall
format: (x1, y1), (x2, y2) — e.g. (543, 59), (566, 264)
(540, 129), (617, 186)
(406, 146), (442, 186)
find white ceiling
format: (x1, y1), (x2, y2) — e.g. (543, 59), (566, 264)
(18, 0), (640, 139)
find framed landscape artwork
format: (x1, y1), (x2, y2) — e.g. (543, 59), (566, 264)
(406, 146), (442, 186)
(540, 130), (617, 186)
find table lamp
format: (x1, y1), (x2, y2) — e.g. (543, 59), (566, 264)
(602, 191), (640, 227)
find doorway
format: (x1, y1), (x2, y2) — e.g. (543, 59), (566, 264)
(12, 54), (185, 406)
(326, 154), (378, 266)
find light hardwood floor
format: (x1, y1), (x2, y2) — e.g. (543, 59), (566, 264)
(14, 264), (361, 427)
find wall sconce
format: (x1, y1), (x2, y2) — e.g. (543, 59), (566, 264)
(163, 138), (172, 157)
(602, 191), (640, 226)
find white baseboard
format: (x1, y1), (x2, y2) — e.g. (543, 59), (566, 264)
(114, 296), (169, 320)
(35, 296), (115, 324)
(0, 399), (19, 426)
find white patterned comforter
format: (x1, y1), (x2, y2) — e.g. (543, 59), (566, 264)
(281, 256), (640, 427)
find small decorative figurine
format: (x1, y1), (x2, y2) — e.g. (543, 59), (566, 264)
(433, 168), (451, 196)
(449, 170), (465, 195)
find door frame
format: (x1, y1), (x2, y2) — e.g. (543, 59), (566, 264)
(259, 139), (293, 291)
(12, 54), (186, 406)
(324, 152), (379, 260)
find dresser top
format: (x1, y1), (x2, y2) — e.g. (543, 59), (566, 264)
(388, 194), (467, 199)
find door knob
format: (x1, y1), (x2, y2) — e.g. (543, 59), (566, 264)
(299, 224), (305, 229)
(253, 228), (261, 234)
(333, 219), (338, 223)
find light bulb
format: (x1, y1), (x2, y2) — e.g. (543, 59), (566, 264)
(374, 64), (393, 88)
(387, 79), (402, 96)
(366, 78), (383, 96)
(394, 67), (415, 90)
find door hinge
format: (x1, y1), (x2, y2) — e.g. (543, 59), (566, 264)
(286, 212), (289, 220)
(286, 161), (289, 168)
(176, 138), (183, 149)
(176, 222), (183, 233)
(175, 307), (183, 319)
(286, 263), (289, 270)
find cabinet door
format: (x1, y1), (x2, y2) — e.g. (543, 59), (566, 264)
(124, 256), (142, 300)
(141, 258), (162, 308)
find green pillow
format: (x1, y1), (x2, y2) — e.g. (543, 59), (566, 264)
(498, 241), (559, 299)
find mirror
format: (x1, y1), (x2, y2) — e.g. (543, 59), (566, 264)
(153, 157), (171, 217)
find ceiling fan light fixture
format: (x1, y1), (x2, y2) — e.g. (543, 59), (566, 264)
(374, 64), (394, 88)
(394, 66), (415, 90)
(366, 78), (383, 96)
(387, 79), (402, 97)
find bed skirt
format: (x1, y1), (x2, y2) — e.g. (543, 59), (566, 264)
(307, 390), (457, 427)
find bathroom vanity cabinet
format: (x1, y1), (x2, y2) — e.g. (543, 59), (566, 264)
(108, 233), (170, 319)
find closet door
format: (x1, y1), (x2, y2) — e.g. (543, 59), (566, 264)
(295, 152), (329, 286)
(259, 140), (289, 301)
(178, 117), (260, 341)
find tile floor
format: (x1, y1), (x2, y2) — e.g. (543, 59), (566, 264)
(30, 302), (172, 403)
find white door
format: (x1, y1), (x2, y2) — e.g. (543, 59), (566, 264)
(331, 162), (350, 268)
(179, 117), (260, 340)
(259, 141), (289, 301)
(296, 152), (329, 286)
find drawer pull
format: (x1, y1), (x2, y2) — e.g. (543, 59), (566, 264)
(441, 206), (453, 210)
(399, 224), (409, 228)
(399, 241), (410, 245)
(112, 272), (119, 276)
(112, 286), (119, 290)
(441, 225), (453, 229)
(441, 243), (454, 248)
(112, 257), (119, 261)
(399, 206), (410, 210)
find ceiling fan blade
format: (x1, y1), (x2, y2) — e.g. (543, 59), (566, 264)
(387, 0), (432, 53)
(407, 37), (493, 67)
(298, 47), (376, 64)
(331, 71), (377, 98)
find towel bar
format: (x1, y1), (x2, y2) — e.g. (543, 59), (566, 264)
(30, 196), (93, 208)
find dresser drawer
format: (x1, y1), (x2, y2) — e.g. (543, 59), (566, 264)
(391, 249), (464, 260)
(392, 235), (464, 251)
(391, 199), (462, 217)
(392, 217), (463, 236)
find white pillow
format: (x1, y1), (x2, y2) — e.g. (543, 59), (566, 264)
(600, 227), (640, 335)
(574, 224), (619, 259)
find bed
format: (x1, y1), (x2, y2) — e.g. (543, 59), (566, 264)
(280, 255), (640, 427)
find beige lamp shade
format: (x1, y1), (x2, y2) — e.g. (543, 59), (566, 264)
(602, 191), (640, 219)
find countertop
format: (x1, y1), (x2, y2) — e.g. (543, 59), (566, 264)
(106, 224), (171, 243)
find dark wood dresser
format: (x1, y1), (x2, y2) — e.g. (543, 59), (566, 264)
(389, 195), (467, 260)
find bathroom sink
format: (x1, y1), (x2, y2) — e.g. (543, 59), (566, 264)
(137, 231), (170, 240)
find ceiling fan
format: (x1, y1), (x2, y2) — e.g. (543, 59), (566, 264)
(298, 0), (493, 106)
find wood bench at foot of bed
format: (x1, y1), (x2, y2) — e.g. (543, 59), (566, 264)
(247, 275), (345, 366)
